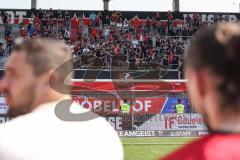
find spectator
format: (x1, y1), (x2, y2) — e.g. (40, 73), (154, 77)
(90, 12), (97, 26)
(0, 43), (4, 57)
(175, 99), (185, 114)
(103, 26), (110, 41)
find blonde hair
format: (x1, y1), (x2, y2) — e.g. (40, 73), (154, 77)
(13, 38), (73, 94)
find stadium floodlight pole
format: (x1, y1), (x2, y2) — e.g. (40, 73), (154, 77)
(172, 0), (180, 12)
(103, 0), (110, 11)
(31, 0), (37, 9)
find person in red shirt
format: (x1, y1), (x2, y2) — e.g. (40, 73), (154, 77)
(162, 23), (240, 160)
(114, 44), (120, 55)
(0, 43), (4, 57)
(91, 27), (98, 40)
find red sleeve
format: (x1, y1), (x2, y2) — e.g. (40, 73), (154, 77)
(161, 134), (240, 160)
(161, 136), (209, 160)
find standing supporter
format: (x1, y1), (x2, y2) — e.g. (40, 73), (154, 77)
(90, 12), (96, 26)
(19, 27), (27, 38)
(0, 43), (4, 57)
(175, 99), (185, 114)
(27, 22), (36, 37)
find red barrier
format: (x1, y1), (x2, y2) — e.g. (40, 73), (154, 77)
(72, 81), (187, 92)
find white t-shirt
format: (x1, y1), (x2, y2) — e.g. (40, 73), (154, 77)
(82, 47), (90, 54)
(132, 39), (139, 48)
(0, 101), (123, 160)
(104, 29), (110, 36)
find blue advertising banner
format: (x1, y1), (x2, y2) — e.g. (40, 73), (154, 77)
(161, 97), (189, 113)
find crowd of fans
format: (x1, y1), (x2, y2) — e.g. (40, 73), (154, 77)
(0, 9), (232, 70)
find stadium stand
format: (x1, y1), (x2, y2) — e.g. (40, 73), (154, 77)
(2, 9), (236, 140)
(0, 9), (236, 79)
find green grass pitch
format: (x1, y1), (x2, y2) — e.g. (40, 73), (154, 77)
(122, 137), (197, 160)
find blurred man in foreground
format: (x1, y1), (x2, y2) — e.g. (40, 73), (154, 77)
(0, 39), (123, 160)
(162, 23), (240, 159)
